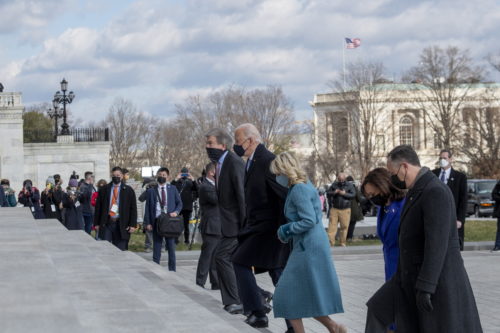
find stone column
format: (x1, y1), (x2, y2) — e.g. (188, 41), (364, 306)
(0, 92), (25, 192)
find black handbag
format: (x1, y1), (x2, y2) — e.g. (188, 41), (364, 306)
(155, 187), (183, 238)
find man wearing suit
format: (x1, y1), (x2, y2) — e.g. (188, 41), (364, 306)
(205, 128), (245, 315)
(143, 167), (183, 271)
(195, 162), (221, 289)
(94, 167), (138, 251)
(232, 124), (290, 329)
(432, 149), (467, 251)
(171, 167), (198, 244)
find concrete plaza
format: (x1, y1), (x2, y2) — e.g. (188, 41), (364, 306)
(1, 207), (499, 332)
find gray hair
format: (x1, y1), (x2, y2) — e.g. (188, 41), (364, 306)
(205, 128), (233, 147)
(235, 123), (262, 143)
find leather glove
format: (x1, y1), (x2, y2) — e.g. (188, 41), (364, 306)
(416, 290), (433, 312)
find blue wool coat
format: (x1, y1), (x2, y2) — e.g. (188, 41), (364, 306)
(376, 198), (405, 281)
(274, 182), (344, 319)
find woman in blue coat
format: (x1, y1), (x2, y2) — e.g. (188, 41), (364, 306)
(270, 152), (346, 333)
(361, 168), (406, 281)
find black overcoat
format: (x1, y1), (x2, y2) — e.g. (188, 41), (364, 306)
(232, 144), (289, 272)
(198, 180), (221, 237)
(394, 170), (481, 332)
(93, 182), (138, 240)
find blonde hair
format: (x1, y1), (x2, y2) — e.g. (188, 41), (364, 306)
(270, 152), (307, 185)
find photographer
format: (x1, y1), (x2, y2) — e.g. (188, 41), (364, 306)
(80, 171), (96, 234)
(62, 178), (84, 230)
(326, 173), (355, 247)
(41, 176), (59, 219)
(18, 179), (45, 219)
(171, 167), (198, 244)
(52, 174), (65, 222)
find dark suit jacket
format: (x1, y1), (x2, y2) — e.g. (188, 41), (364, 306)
(432, 168), (467, 223)
(79, 182), (95, 215)
(143, 184), (182, 227)
(0, 186), (8, 207)
(216, 150), (246, 238)
(171, 178), (198, 211)
(393, 169), (481, 332)
(198, 180), (221, 236)
(232, 144), (289, 271)
(94, 182), (138, 240)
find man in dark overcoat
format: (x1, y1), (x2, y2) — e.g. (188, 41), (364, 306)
(365, 145), (482, 332)
(432, 149), (468, 250)
(231, 124), (290, 329)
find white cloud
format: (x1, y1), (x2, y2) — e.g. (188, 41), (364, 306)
(2, 0), (500, 122)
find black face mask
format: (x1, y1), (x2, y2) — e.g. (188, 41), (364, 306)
(206, 148), (225, 162)
(233, 144), (246, 157)
(157, 176), (167, 184)
(370, 194), (388, 206)
(112, 176), (121, 185)
(391, 165), (407, 190)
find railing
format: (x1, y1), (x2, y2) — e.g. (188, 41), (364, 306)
(0, 92), (22, 107)
(24, 128), (109, 143)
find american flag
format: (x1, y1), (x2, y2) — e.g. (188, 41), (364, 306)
(345, 37), (361, 49)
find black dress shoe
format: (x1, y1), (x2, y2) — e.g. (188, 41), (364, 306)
(261, 290), (273, 303)
(224, 304), (243, 314)
(285, 328), (295, 333)
(245, 314), (268, 328)
(211, 285), (220, 290)
(492, 247), (500, 252)
(263, 301), (272, 314)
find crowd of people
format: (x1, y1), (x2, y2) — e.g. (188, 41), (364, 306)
(2, 123), (500, 332)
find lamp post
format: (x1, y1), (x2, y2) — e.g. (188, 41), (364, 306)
(52, 78), (75, 135)
(47, 105), (63, 138)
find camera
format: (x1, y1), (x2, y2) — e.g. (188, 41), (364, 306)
(181, 173), (189, 178)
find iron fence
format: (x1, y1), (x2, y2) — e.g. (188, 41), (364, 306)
(24, 128), (109, 143)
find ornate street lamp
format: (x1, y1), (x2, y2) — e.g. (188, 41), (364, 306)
(52, 78), (75, 135)
(47, 105), (63, 138)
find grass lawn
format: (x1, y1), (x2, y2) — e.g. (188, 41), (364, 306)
(95, 220), (496, 252)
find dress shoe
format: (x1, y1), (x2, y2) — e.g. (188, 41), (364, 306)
(224, 304), (243, 314)
(285, 328), (295, 333)
(263, 301), (272, 314)
(492, 247), (500, 252)
(245, 314), (268, 328)
(261, 290), (273, 303)
(211, 285), (220, 290)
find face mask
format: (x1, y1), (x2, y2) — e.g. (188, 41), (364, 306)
(391, 165), (407, 190)
(112, 176), (121, 185)
(233, 144), (246, 157)
(440, 159), (449, 168)
(370, 194), (387, 206)
(157, 176), (167, 184)
(276, 174), (289, 188)
(206, 148), (225, 162)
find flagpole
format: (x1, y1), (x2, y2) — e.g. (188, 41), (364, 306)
(342, 38), (346, 90)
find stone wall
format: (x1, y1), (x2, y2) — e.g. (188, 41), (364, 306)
(23, 141), (111, 189)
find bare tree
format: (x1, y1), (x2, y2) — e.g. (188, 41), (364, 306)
(105, 98), (147, 170)
(461, 87), (500, 178)
(404, 45), (483, 149)
(328, 60), (390, 178)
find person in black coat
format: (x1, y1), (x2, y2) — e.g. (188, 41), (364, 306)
(62, 178), (84, 230)
(491, 180), (500, 252)
(41, 177), (59, 219)
(231, 124), (290, 329)
(18, 179), (45, 219)
(205, 128), (245, 315)
(94, 167), (138, 251)
(195, 163), (221, 290)
(366, 145), (482, 333)
(0, 185), (8, 207)
(171, 167), (198, 244)
(52, 174), (64, 222)
(432, 149), (468, 250)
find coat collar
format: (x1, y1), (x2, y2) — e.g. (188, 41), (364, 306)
(400, 168), (434, 222)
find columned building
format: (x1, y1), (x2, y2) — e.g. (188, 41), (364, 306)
(311, 83), (500, 182)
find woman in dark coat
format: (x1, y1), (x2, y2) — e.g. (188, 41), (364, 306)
(18, 179), (45, 219)
(41, 177), (59, 219)
(62, 179), (84, 230)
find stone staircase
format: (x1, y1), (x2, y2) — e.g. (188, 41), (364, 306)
(0, 208), (257, 333)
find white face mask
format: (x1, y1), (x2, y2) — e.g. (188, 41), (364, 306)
(440, 158), (450, 168)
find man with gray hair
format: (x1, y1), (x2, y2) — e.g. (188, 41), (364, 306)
(231, 123), (291, 329)
(205, 128), (245, 315)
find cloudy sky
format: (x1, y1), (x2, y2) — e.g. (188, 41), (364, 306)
(1, 0), (499, 122)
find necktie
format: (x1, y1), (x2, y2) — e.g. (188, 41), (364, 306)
(161, 187), (166, 206)
(246, 158), (252, 172)
(216, 162), (221, 188)
(440, 171), (446, 183)
(109, 185), (118, 216)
